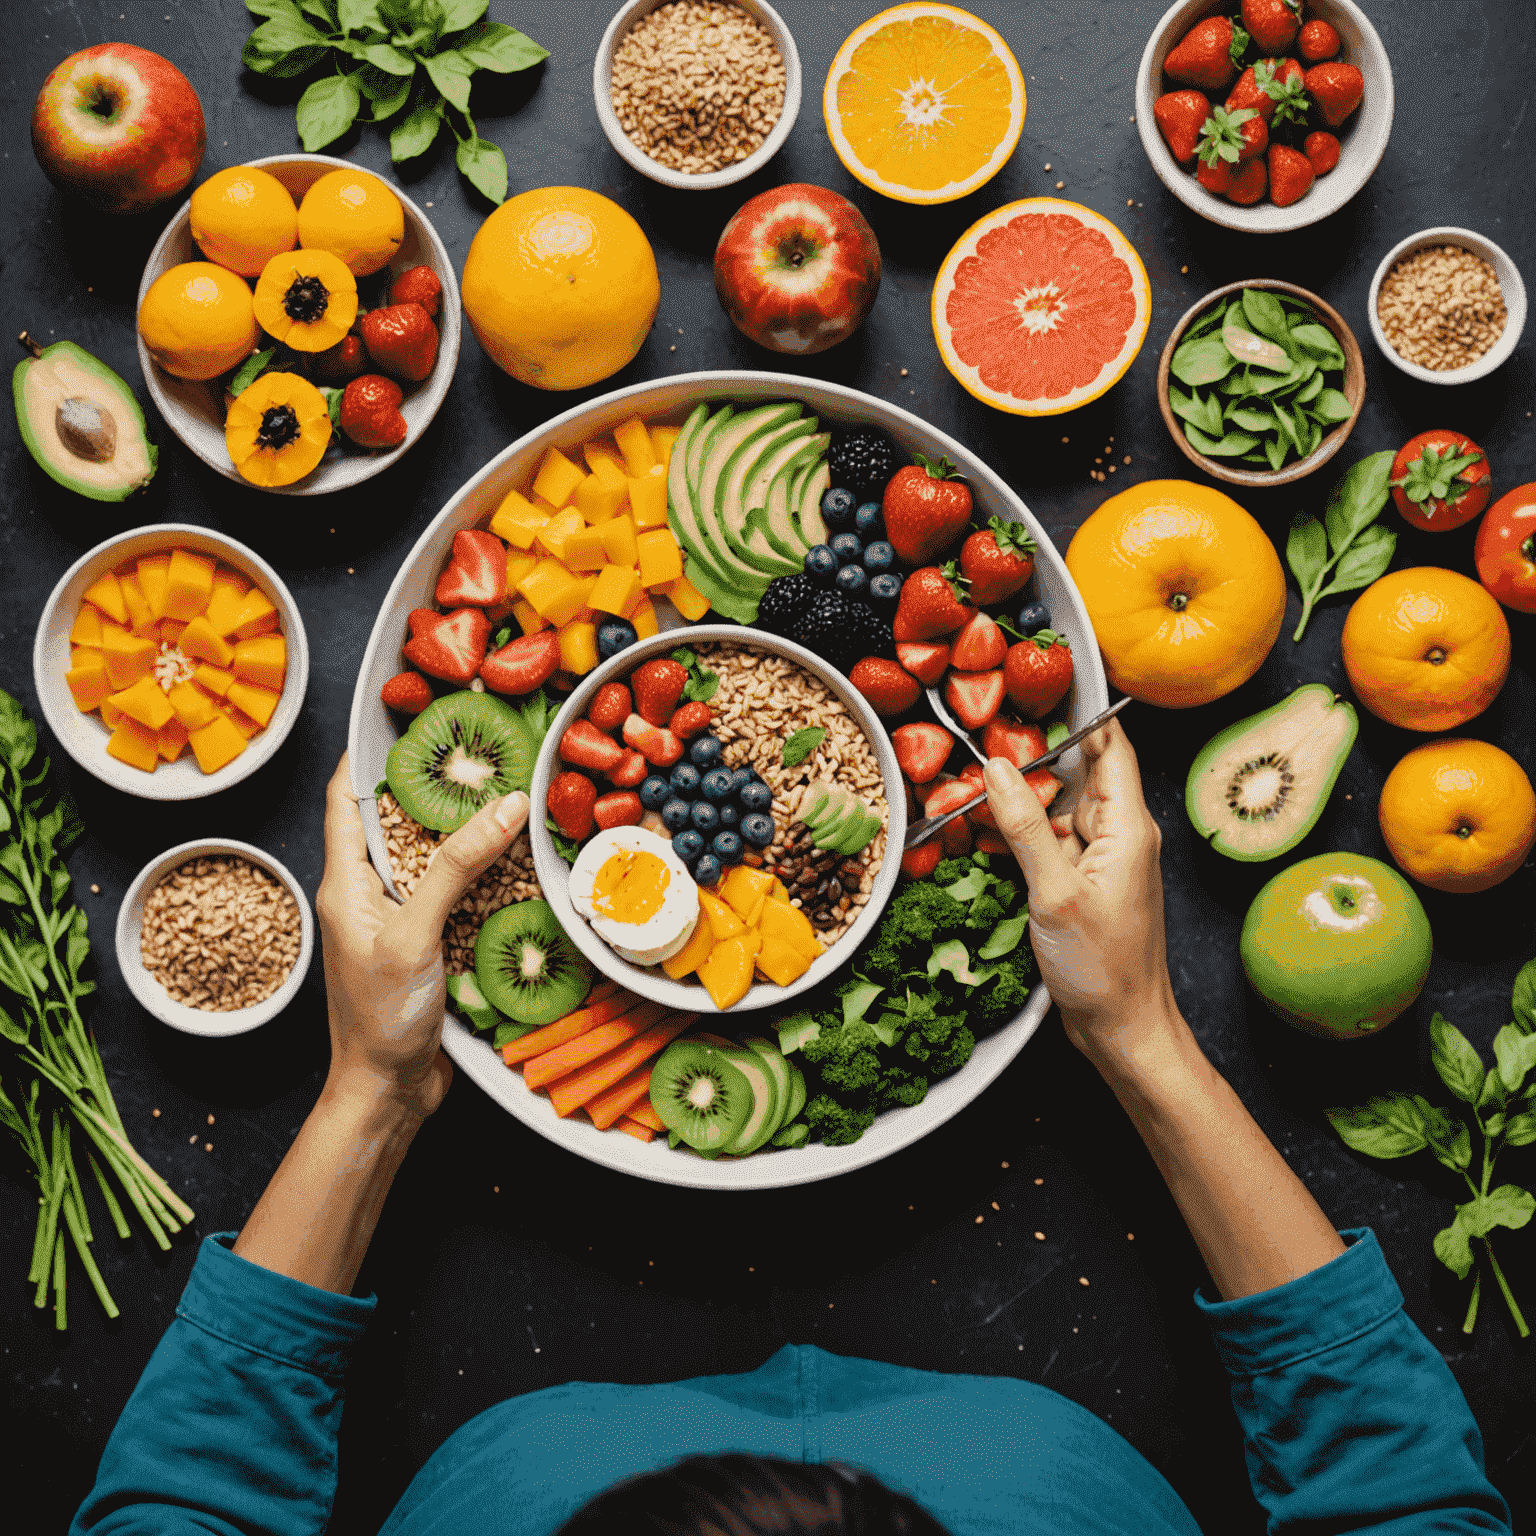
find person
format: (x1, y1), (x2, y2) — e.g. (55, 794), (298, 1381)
(70, 727), (1513, 1536)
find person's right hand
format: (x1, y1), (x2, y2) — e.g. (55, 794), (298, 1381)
(983, 720), (1179, 1063)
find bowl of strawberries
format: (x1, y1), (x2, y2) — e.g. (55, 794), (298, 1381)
(1136, 0), (1393, 232)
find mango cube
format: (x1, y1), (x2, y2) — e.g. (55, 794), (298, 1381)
(156, 718), (189, 763)
(583, 440), (629, 488)
(119, 574), (157, 637)
(627, 464), (669, 530)
(100, 624), (157, 689)
(562, 525), (609, 570)
(212, 565), (250, 600)
(221, 704), (262, 740)
(194, 664), (235, 699)
(722, 864), (775, 929)
(517, 558), (582, 619)
(179, 616), (235, 668)
(598, 514), (639, 568)
(164, 549), (217, 621)
(630, 595), (658, 639)
(108, 676), (174, 732)
(532, 446), (586, 509)
(83, 572), (128, 625)
(232, 635), (286, 692)
(136, 555), (171, 618)
(534, 507), (586, 562)
(613, 416), (657, 477)
(70, 605), (103, 647)
(649, 424), (682, 469)
(637, 527), (683, 588)
(573, 471), (627, 525)
(201, 586), (247, 638)
(188, 714), (247, 774)
(548, 574), (598, 628)
(227, 680), (280, 728)
(759, 897), (822, 960)
(661, 916), (715, 980)
(65, 664), (112, 713)
(697, 933), (758, 1010)
(489, 489), (550, 550)
(665, 574), (711, 621)
(588, 563), (642, 617)
(106, 717), (160, 774)
(227, 588), (278, 640)
(506, 551), (539, 595)
(557, 620), (599, 675)
(511, 598), (547, 636)
(168, 681), (218, 731)
(100, 698), (127, 729)
(755, 935), (814, 987)
(698, 888), (746, 941)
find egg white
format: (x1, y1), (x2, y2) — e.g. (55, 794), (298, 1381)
(567, 825), (700, 966)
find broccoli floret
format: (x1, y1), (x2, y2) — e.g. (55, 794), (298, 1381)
(932, 857), (972, 885)
(992, 878), (1018, 911)
(803, 1094), (876, 1146)
(926, 1024), (976, 1078)
(885, 880), (969, 941)
(965, 893), (1005, 932)
(969, 948), (1036, 1030)
(873, 1069), (929, 1113)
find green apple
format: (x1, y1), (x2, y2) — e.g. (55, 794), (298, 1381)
(1240, 852), (1432, 1040)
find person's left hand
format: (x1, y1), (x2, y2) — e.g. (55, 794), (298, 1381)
(315, 753), (529, 1120)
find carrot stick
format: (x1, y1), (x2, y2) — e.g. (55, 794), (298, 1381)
(588, 978), (621, 1006)
(549, 1014), (698, 1118)
(523, 1000), (671, 1089)
(616, 1118), (654, 1143)
(499, 989), (643, 1066)
(585, 1064), (652, 1131)
(626, 1100), (665, 1133)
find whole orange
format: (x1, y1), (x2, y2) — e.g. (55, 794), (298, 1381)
(1063, 479), (1286, 707)
(1378, 739), (1536, 893)
(1341, 567), (1510, 732)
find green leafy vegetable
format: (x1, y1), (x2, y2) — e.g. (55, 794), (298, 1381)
(545, 815), (579, 866)
(231, 347), (276, 395)
(670, 646), (719, 703)
(782, 727), (827, 767)
(1287, 451), (1397, 640)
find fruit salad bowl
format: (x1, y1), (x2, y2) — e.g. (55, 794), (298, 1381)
(347, 370), (1108, 1189)
(135, 152), (461, 496)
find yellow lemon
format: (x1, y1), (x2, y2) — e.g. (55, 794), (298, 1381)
(137, 261), (259, 381)
(461, 187), (660, 392)
(296, 168), (404, 277)
(189, 165), (298, 278)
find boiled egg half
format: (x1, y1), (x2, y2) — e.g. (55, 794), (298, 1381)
(567, 825), (700, 966)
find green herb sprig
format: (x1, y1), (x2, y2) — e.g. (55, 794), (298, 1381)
(669, 647), (719, 704)
(781, 727), (826, 767)
(1286, 450), (1397, 640)
(241, 0), (548, 205)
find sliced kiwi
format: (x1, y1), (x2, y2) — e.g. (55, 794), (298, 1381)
(717, 1044), (780, 1155)
(386, 691), (534, 834)
(473, 900), (592, 1026)
(650, 1040), (752, 1154)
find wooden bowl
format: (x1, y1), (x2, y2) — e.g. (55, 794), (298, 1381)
(1156, 279), (1365, 489)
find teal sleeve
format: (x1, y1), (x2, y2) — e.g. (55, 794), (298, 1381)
(70, 1232), (375, 1536)
(1194, 1228), (1512, 1534)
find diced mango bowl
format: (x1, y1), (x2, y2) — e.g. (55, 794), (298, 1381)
(34, 524), (309, 799)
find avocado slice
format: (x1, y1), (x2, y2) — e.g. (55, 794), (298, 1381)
(832, 804), (880, 856)
(797, 461), (832, 547)
(760, 449), (822, 565)
(785, 1065), (806, 1125)
(718, 415), (813, 576)
(716, 1044), (781, 1156)
(668, 403), (761, 624)
(695, 402), (800, 584)
(15, 334), (155, 501)
(801, 782), (853, 833)
(1186, 684), (1357, 862)
(728, 423), (821, 576)
(743, 1037), (794, 1138)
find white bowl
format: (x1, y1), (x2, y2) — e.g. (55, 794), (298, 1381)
(346, 370), (1109, 1189)
(527, 624), (904, 1012)
(593, 0), (802, 191)
(1135, 0), (1393, 233)
(115, 839), (315, 1037)
(1366, 226), (1527, 384)
(33, 523), (310, 800)
(135, 153), (461, 496)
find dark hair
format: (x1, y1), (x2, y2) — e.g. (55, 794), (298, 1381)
(555, 1453), (952, 1535)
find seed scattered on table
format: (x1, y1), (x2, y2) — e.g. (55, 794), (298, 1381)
(1377, 244), (1507, 371)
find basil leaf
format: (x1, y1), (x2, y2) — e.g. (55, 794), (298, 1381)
(1183, 302), (1227, 341)
(1432, 1012), (1487, 1105)
(1309, 387), (1353, 424)
(1293, 371), (1325, 405)
(1433, 1211), (1475, 1280)
(457, 20), (548, 71)
(360, 40), (416, 72)
(230, 347), (276, 396)
(778, 1013), (821, 1055)
(243, 9), (331, 76)
(1286, 511), (1327, 591)
(1323, 450), (1395, 553)
(868, 1012), (902, 1048)
(1502, 1111), (1536, 1146)
(456, 134), (507, 203)
(401, 0), (448, 50)
(1271, 398), (1300, 457)
(299, 0), (339, 24)
(782, 727), (826, 767)
(438, 0), (488, 31)
(1168, 383), (1213, 430)
(544, 815), (579, 866)
(297, 72), (362, 150)
(1170, 333), (1235, 387)
(248, 0), (297, 15)
(362, 63), (413, 116)
(1225, 405), (1275, 432)
(978, 912), (1028, 960)
(423, 47), (474, 110)
(1516, 958), (1536, 1033)
(1495, 1022), (1536, 1092)
(1464, 1185), (1535, 1237)
(1241, 287), (1294, 351)
(1326, 1093), (1429, 1158)
(390, 98), (443, 159)
(1185, 423), (1259, 457)
(1289, 323), (1346, 369)
(1262, 439), (1286, 470)
(339, 0), (381, 29)
(841, 980), (883, 1027)
(1317, 523), (1396, 599)
(1215, 369), (1250, 397)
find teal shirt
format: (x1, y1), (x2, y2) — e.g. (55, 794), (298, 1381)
(71, 1228), (1511, 1535)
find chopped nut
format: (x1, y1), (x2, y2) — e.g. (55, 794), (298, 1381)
(1377, 244), (1506, 371)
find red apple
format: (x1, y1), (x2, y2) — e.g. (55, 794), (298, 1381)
(713, 183), (881, 355)
(32, 44), (205, 216)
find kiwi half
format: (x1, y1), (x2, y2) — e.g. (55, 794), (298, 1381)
(473, 900), (593, 1026)
(386, 691), (534, 834)
(649, 1040), (752, 1154)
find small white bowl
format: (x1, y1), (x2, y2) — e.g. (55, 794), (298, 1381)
(135, 153), (461, 496)
(594, 0), (802, 191)
(1136, 0), (1393, 233)
(1366, 227), (1527, 384)
(33, 523), (309, 801)
(115, 839), (315, 1037)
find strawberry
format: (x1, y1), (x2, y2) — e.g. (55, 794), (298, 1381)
(435, 529), (508, 608)
(1153, 90), (1211, 164)
(959, 517), (1036, 605)
(882, 455), (973, 566)
(588, 681), (633, 733)
(1268, 144), (1315, 208)
(1304, 61), (1363, 127)
(893, 567), (972, 641)
(1303, 130), (1341, 175)
(593, 790), (644, 830)
(1240, 0), (1300, 56)
(900, 841), (943, 880)
(311, 334), (367, 384)
(481, 630), (561, 696)
(548, 771), (597, 841)
(339, 374), (407, 449)
(669, 701), (712, 738)
(1196, 156), (1239, 196)
(891, 721), (953, 784)
(1003, 631), (1073, 720)
(1297, 18), (1341, 62)
(622, 713), (684, 767)
(1197, 104), (1266, 168)
(982, 717), (1048, 768)
(402, 607), (489, 685)
(960, 755), (1059, 814)
(940, 812), (973, 859)
(1228, 58), (1307, 125)
(548, 670), (579, 693)
(380, 670), (432, 714)
(1226, 157), (1268, 205)
(895, 639), (950, 687)
(949, 611), (1007, 671)
(847, 656), (920, 716)
(972, 827), (1013, 858)
(408, 607), (442, 637)
(957, 760), (997, 829)
(923, 778), (981, 819)
(607, 749), (649, 788)
(1163, 16), (1238, 92)
(944, 669), (1006, 731)
(631, 658), (689, 725)
(389, 264), (442, 319)
(360, 302), (439, 383)
(561, 717), (626, 773)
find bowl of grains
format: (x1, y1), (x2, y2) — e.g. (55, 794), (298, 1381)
(1367, 228), (1526, 385)
(595, 0), (800, 190)
(116, 840), (314, 1037)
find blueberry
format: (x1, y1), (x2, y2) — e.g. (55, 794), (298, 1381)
(669, 762), (701, 797)
(740, 812), (775, 848)
(660, 798), (693, 833)
(701, 766), (735, 801)
(672, 830), (705, 865)
(829, 531), (864, 563)
(821, 487), (857, 528)
(804, 545), (839, 585)
(711, 830), (744, 865)
(861, 540), (896, 576)
(728, 767), (755, 797)
(1017, 599), (1051, 633)
(639, 775), (672, 811)
(688, 734), (723, 768)
(596, 619), (638, 661)
(689, 800), (720, 834)
(868, 572), (903, 610)
(854, 501), (885, 540)
(738, 780), (772, 814)
(835, 564), (868, 600)
(717, 802), (740, 829)
(692, 853), (723, 888)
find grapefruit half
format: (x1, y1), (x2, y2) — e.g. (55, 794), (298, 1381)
(932, 198), (1151, 416)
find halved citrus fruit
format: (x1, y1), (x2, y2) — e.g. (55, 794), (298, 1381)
(823, 3), (1025, 205)
(933, 198), (1151, 416)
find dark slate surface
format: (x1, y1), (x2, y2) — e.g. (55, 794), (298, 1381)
(2, 1), (1532, 1530)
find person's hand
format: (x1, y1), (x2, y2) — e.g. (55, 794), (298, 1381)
(315, 753), (529, 1120)
(983, 720), (1178, 1066)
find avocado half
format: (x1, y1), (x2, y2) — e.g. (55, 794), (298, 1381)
(1185, 684), (1357, 862)
(14, 334), (156, 502)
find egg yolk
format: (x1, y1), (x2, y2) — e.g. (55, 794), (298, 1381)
(591, 850), (670, 924)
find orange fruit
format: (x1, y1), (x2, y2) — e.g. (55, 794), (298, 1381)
(1341, 567), (1510, 732)
(225, 372), (331, 488)
(823, 3), (1026, 205)
(1378, 739), (1536, 893)
(296, 168), (403, 277)
(137, 261), (258, 380)
(189, 165), (298, 278)
(1064, 480), (1285, 708)
(932, 199), (1150, 415)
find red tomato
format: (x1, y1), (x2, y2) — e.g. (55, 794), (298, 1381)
(1389, 430), (1491, 531)
(1474, 483), (1536, 613)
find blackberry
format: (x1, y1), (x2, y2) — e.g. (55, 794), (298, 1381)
(835, 600), (896, 669)
(756, 574), (819, 637)
(827, 428), (905, 502)
(797, 589), (859, 661)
